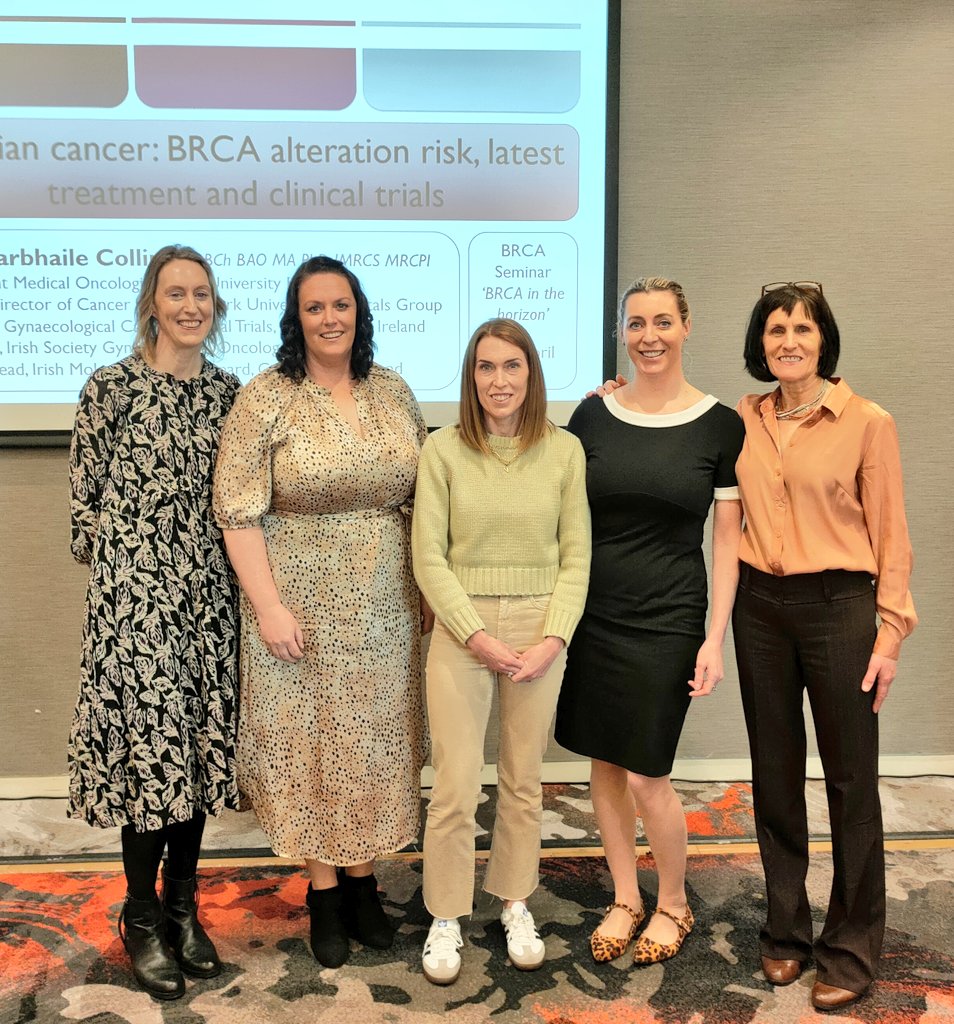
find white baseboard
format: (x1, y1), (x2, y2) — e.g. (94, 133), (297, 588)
(0, 771), (518, 798)
(4, 755), (952, 800)
(0, 775), (69, 799)
(527, 755), (954, 786)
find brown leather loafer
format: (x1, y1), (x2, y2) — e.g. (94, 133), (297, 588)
(811, 981), (863, 1011)
(761, 955), (802, 985)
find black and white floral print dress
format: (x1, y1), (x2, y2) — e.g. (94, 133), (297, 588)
(68, 354), (242, 832)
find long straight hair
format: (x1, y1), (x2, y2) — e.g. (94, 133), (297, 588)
(457, 318), (551, 455)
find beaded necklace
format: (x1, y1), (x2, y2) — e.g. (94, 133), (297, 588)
(775, 380), (829, 420)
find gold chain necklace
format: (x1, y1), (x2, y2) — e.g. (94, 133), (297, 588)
(487, 444), (521, 470)
(775, 380), (829, 420)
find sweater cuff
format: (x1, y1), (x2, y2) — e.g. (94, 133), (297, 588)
(443, 603), (487, 646)
(543, 604), (582, 646)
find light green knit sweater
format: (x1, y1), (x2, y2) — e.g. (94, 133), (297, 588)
(411, 423), (591, 646)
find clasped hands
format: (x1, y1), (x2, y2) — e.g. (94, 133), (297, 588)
(466, 629), (565, 682)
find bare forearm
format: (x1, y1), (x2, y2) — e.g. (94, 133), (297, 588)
(222, 527), (283, 616)
(707, 500), (742, 644)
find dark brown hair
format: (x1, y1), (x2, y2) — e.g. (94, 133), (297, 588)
(743, 284), (840, 382)
(276, 256), (375, 382)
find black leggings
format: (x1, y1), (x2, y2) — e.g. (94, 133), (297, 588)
(121, 813), (207, 899)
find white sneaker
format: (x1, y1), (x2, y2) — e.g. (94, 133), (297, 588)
(422, 917), (463, 985)
(500, 901), (545, 970)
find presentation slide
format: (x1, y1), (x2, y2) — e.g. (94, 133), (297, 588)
(0, 3), (616, 432)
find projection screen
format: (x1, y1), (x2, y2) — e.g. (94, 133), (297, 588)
(0, 2), (620, 435)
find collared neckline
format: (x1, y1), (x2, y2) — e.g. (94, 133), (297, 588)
(759, 377), (853, 421)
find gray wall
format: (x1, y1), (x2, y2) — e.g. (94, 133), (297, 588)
(615, 0), (953, 762)
(1, 0), (951, 777)
(1, 449), (87, 775)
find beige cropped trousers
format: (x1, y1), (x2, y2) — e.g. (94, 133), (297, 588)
(422, 594), (567, 920)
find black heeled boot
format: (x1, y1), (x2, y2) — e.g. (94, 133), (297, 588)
(162, 869), (222, 978)
(118, 893), (185, 1000)
(306, 883), (350, 967)
(341, 872), (394, 950)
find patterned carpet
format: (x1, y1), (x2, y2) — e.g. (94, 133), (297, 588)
(5, 778), (954, 862)
(3, 849), (954, 1024)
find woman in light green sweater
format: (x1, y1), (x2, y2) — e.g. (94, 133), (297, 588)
(411, 318), (591, 985)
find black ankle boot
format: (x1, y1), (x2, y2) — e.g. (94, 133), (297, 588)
(119, 893), (185, 1000)
(341, 872), (394, 949)
(162, 869), (222, 978)
(306, 883), (350, 967)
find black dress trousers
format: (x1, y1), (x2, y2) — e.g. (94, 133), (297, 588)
(733, 563), (882, 995)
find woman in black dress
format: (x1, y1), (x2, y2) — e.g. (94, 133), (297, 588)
(555, 277), (743, 964)
(69, 245), (240, 999)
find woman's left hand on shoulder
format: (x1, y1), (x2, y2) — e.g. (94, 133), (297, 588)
(510, 636), (565, 683)
(688, 638), (724, 698)
(583, 373), (628, 400)
(861, 653), (898, 713)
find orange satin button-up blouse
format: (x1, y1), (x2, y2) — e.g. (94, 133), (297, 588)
(736, 378), (917, 660)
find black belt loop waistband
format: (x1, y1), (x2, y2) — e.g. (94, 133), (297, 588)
(737, 562), (873, 605)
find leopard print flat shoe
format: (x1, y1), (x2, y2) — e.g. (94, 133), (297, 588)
(589, 901), (646, 963)
(632, 904), (694, 964)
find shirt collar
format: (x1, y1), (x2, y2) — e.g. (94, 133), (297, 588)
(758, 377), (853, 420)
(820, 377), (852, 417)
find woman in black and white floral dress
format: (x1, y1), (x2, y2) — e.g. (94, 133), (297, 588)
(68, 245), (240, 1001)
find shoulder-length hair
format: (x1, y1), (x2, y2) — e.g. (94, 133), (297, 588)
(743, 284), (840, 382)
(457, 318), (551, 455)
(132, 245), (226, 359)
(275, 256), (375, 382)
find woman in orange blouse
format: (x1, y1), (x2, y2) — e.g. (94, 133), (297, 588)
(734, 282), (916, 1013)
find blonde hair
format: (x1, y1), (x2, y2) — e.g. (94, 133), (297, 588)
(457, 318), (551, 455)
(132, 245), (226, 359)
(618, 276), (690, 329)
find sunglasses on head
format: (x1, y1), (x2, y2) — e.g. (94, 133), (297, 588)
(761, 281), (824, 297)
